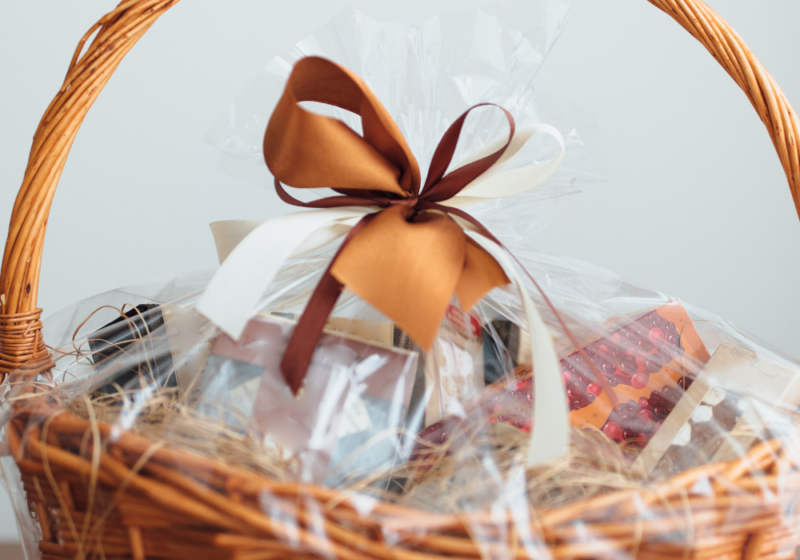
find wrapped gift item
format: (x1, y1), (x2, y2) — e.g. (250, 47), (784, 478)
(274, 304), (485, 431)
(271, 312), (429, 438)
(201, 314), (419, 485)
(638, 343), (800, 474)
(412, 364), (533, 462)
(710, 344), (800, 460)
(413, 301), (710, 457)
(85, 303), (212, 399)
(564, 301), (709, 440)
(88, 304), (174, 393)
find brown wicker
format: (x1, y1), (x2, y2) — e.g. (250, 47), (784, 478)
(2, 1), (800, 559)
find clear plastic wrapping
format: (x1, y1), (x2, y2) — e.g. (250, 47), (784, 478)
(4, 5), (800, 560)
(7, 250), (800, 558)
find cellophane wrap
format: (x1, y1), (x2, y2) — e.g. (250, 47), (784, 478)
(4, 5), (800, 560)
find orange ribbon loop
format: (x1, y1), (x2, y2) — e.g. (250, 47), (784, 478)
(264, 56), (516, 393)
(264, 56), (420, 197)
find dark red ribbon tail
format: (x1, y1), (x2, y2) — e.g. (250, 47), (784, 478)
(280, 269), (344, 395)
(278, 214), (374, 394)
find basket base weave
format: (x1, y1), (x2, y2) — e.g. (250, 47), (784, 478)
(9, 404), (800, 560)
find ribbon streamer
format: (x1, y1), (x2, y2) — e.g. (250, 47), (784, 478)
(197, 56), (570, 467)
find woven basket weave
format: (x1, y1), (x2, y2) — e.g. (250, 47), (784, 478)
(3, 1), (800, 559)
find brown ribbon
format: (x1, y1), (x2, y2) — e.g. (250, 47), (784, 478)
(263, 56), (600, 397)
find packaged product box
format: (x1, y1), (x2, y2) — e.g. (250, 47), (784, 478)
(415, 301), (710, 452)
(204, 314), (419, 484)
(87, 304), (175, 394)
(565, 301), (710, 443)
(638, 342), (800, 473)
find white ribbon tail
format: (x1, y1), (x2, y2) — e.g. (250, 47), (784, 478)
(197, 208), (369, 340)
(210, 220), (265, 263)
(469, 233), (570, 467)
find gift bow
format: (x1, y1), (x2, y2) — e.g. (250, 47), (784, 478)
(197, 56), (572, 467)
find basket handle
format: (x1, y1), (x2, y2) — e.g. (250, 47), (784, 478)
(1, 0), (799, 377)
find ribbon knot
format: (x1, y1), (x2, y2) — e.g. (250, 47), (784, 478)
(390, 194), (419, 209)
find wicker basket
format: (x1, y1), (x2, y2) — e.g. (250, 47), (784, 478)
(3, 1), (800, 559)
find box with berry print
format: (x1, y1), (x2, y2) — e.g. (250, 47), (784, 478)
(412, 301), (711, 455)
(564, 301), (710, 446)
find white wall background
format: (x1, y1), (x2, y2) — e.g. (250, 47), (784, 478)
(2, 0), (799, 544)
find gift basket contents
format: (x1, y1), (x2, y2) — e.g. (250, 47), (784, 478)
(3, 3), (800, 560)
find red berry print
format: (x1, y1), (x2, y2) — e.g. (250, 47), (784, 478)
(631, 372), (648, 389)
(649, 327), (665, 344)
(567, 382), (585, 401)
(603, 421), (623, 441)
(619, 355), (636, 375)
(645, 356), (662, 374)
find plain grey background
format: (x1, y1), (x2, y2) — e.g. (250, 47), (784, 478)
(2, 0), (799, 544)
